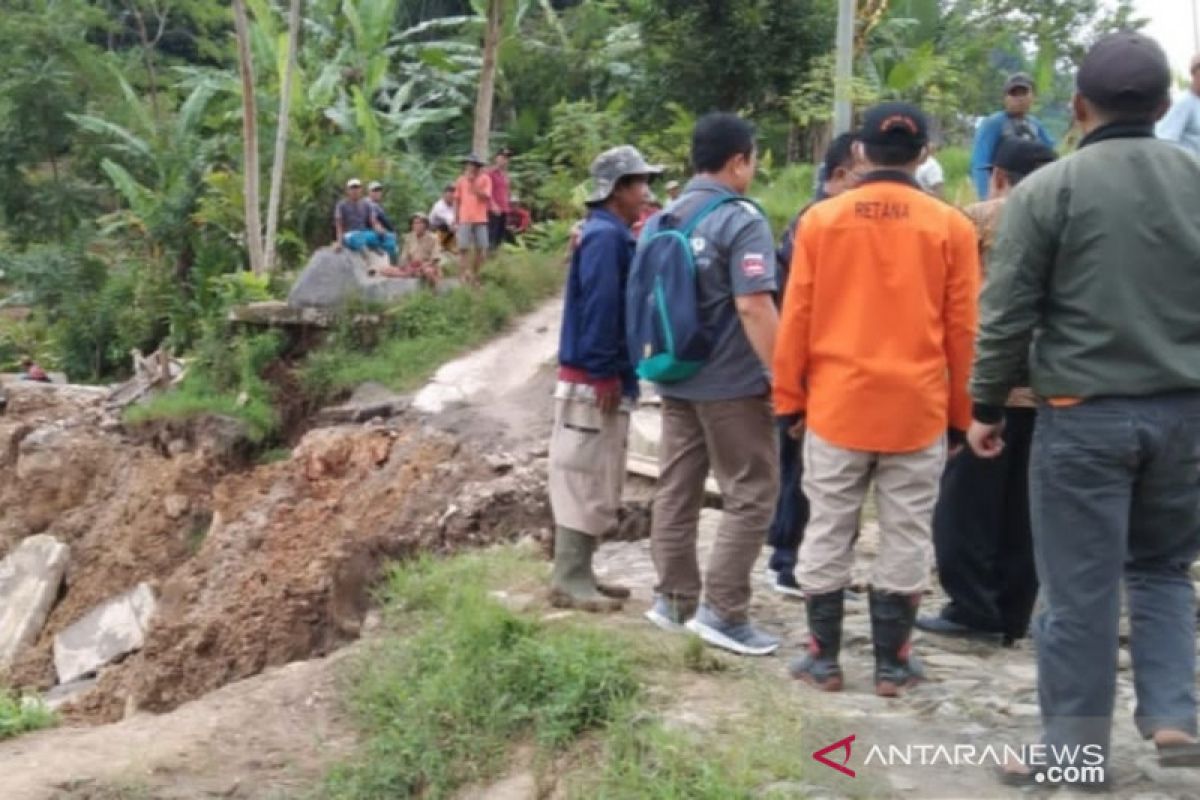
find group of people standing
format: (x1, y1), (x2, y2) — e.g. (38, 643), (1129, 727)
(548, 31), (1200, 786)
(332, 149), (523, 288)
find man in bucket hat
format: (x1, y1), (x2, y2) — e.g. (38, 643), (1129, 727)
(548, 145), (661, 611)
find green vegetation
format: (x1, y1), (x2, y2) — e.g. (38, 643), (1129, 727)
(0, 0), (1143, 385)
(0, 687), (56, 741)
(324, 550), (639, 799)
(324, 548), (875, 800)
(125, 329), (284, 442)
(124, 252), (562, 443)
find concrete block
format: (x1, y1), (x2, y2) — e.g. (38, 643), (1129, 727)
(0, 535), (70, 668)
(53, 582), (157, 684)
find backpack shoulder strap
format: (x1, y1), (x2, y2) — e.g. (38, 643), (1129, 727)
(679, 194), (764, 238)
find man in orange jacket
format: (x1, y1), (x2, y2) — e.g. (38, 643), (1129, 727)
(773, 102), (980, 697)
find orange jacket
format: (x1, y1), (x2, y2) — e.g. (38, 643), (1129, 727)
(772, 174), (979, 453)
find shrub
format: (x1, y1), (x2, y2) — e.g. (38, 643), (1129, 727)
(0, 687), (56, 740)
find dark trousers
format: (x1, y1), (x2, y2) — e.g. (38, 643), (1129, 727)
(767, 419), (809, 574)
(932, 408), (1038, 639)
(1030, 393), (1200, 765)
(488, 212), (509, 251)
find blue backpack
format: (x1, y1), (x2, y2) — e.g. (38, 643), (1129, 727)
(626, 194), (756, 384)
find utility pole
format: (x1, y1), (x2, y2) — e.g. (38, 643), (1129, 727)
(834, 0), (857, 135)
(1193, 0), (1199, 54)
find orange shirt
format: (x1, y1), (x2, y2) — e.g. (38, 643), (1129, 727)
(772, 176), (980, 453)
(454, 173), (492, 225)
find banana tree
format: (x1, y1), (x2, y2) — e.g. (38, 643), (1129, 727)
(68, 63), (226, 285)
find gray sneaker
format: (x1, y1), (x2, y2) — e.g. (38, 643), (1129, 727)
(685, 603), (780, 656)
(644, 595), (695, 633)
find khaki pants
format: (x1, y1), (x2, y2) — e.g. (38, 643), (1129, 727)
(798, 430), (945, 595)
(548, 385), (630, 537)
(651, 395), (778, 623)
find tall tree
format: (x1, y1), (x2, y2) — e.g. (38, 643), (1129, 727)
(472, 0), (503, 157)
(232, 0), (265, 275)
(264, 0), (302, 274)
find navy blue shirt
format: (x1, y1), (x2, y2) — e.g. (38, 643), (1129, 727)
(559, 208), (638, 398)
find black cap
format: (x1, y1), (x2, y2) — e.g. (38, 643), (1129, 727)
(859, 101), (928, 147)
(1004, 73), (1035, 94)
(989, 138), (1057, 178)
(1077, 32), (1170, 113)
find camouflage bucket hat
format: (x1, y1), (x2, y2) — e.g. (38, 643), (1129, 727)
(585, 145), (663, 204)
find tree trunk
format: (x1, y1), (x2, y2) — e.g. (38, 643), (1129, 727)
(233, 0), (266, 276)
(264, 0), (302, 274)
(471, 0), (503, 158)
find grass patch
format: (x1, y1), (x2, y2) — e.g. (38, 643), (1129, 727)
(327, 546), (867, 800)
(324, 550), (638, 799)
(124, 383), (278, 443)
(123, 329), (284, 442)
(0, 686), (56, 740)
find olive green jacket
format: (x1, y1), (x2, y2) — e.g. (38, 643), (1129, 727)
(970, 124), (1200, 419)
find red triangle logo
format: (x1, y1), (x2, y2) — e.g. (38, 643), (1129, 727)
(812, 734), (857, 778)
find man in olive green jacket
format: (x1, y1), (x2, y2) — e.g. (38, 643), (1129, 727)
(969, 33), (1200, 783)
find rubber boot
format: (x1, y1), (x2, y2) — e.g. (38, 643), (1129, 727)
(550, 526), (623, 612)
(584, 534), (631, 600)
(870, 589), (926, 697)
(789, 590), (844, 691)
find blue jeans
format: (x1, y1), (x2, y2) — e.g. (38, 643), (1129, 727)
(1030, 392), (1200, 765)
(343, 230), (397, 262)
(767, 418), (808, 574)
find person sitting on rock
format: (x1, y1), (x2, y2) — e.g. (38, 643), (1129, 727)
(367, 181), (397, 236)
(334, 177), (398, 266)
(429, 184), (458, 252)
(382, 214), (442, 287)
(19, 357), (49, 382)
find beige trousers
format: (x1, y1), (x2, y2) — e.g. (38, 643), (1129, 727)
(798, 430), (946, 594)
(547, 383), (631, 537)
(650, 395), (779, 623)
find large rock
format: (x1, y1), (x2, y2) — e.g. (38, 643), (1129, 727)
(287, 247), (421, 309)
(0, 535), (70, 668)
(54, 582), (158, 684)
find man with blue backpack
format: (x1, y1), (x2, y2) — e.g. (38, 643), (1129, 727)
(628, 113), (782, 656)
(548, 145), (662, 612)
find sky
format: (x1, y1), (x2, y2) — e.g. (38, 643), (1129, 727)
(1133, 0), (1196, 80)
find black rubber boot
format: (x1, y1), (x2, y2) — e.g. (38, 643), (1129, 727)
(870, 589), (925, 697)
(789, 590), (844, 691)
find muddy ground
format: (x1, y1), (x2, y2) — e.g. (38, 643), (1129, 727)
(4, 297), (1200, 800)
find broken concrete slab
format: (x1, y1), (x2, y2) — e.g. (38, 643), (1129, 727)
(287, 247), (421, 309)
(0, 535), (70, 669)
(314, 381), (408, 425)
(54, 582), (158, 684)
